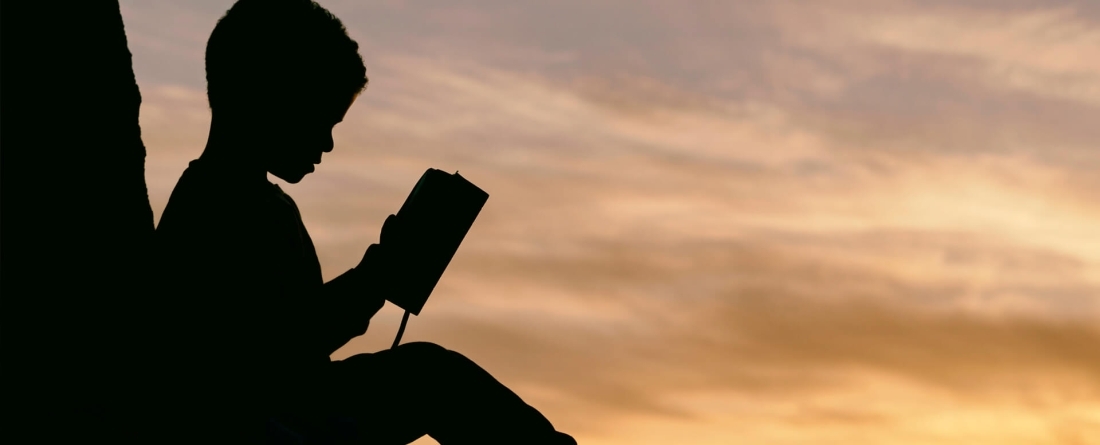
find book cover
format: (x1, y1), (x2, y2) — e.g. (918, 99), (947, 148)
(385, 168), (489, 315)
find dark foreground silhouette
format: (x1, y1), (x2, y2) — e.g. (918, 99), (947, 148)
(4, 0), (575, 444)
(154, 0), (575, 444)
(3, 1), (156, 443)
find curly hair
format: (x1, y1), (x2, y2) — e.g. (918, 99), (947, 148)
(205, 0), (368, 113)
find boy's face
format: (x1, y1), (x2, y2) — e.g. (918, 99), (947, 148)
(258, 90), (358, 184)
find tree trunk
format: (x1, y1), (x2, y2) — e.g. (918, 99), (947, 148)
(2, 1), (155, 442)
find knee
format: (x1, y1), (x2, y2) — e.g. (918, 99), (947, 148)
(395, 341), (447, 355)
(393, 342), (468, 368)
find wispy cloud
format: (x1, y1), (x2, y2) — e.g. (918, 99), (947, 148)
(124, 0), (1100, 443)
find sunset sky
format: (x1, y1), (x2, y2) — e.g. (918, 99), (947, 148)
(119, 1), (1100, 443)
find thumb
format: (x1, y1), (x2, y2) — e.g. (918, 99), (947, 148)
(358, 243), (380, 269)
(381, 214), (397, 244)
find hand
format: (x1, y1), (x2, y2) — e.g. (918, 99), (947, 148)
(379, 213), (408, 247)
(344, 291), (385, 339)
(355, 213), (406, 271)
(356, 242), (383, 272)
(350, 245), (387, 317)
(354, 214), (411, 305)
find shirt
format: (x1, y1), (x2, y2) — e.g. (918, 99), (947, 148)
(153, 158), (354, 400)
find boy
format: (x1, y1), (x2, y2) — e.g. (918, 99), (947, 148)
(152, 1), (576, 444)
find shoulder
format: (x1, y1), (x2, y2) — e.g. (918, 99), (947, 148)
(157, 168), (286, 244)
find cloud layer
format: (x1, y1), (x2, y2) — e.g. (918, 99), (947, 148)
(122, 1), (1100, 443)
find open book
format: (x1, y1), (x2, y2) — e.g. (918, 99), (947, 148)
(385, 168), (489, 315)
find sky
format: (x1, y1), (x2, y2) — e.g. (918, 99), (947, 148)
(119, 1), (1100, 443)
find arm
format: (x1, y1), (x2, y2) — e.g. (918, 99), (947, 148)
(237, 262), (380, 361)
(311, 246), (387, 356)
(261, 246), (391, 360)
(220, 213), (385, 362)
(308, 215), (406, 355)
(228, 210), (402, 361)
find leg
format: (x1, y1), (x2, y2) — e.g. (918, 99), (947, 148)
(322, 342), (576, 445)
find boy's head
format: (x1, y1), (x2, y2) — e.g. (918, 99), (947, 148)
(206, 0), (367, 183)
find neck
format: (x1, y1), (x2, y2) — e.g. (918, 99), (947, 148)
(199, 117), (268, 183)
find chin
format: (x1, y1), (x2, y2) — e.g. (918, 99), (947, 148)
(270, 162), (316, 184)
(271, 169), (309, 184)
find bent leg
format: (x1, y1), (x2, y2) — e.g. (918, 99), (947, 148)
(324, 342), (576, 445)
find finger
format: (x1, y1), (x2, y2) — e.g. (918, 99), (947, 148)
(368, 243), (388, 268)
(359, 244), (378, 268)
(381, 214), (396, 243)
(389, 214), (407, 238)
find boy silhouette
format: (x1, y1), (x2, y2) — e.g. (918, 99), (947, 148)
(151, 1), (576, 444)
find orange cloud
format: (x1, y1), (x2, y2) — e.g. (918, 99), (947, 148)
(126, 1), (1100, 443)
